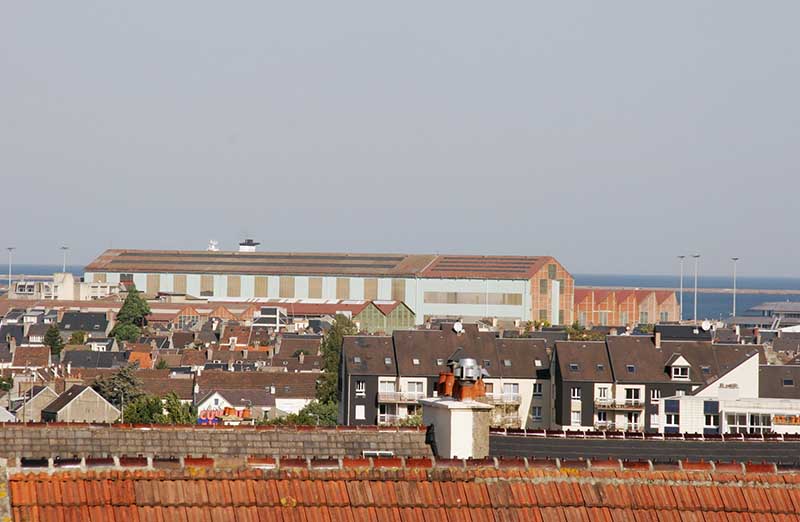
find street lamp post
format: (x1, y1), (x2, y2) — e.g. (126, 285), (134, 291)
(677, 256), (686, 322)
(60, 246), (69, 273)
(6, 247), (14, 295)
(731, 257), (740, 317)
(692, 254), (701, 323)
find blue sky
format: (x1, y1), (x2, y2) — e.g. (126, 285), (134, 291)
(2, 2), (798, 276)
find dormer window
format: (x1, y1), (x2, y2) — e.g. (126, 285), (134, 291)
(626, 365), (636, 373)
(672, 367), (690, 380)
(596, 364), (604, 371)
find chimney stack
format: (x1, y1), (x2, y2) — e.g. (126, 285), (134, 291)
(298, 352), (305, 364)
(238, 239), (260, 253)
(654, 331), (662, 349)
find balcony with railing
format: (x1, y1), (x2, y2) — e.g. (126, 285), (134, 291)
(594, 420), (616, 430)
(484, 393), (522, 405)
(594, 398), (645, 410)
(377, 391), (425, 404)
(377, 413), (402, 425)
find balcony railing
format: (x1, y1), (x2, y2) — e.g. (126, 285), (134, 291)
(594, 420), (616, 430)
(377, 414), (403, 425)
(377, 391), (425, 403)
(594, 399), (645, 410)
(484, 393), (522, 405)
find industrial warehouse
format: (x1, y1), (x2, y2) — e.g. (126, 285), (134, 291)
(84, 241), (575, 325)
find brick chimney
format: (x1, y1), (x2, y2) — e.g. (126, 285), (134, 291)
(654, 331), (662, 349)
(298, 352), (305, 365)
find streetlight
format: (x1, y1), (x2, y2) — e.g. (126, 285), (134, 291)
(6, 247), (15, 295)
(60, 246), (69, 273)
(692, 254), (701, 323)
(677, 256), (686, 322)
(731, 257), (740, 318)
(116, 388), (125, 424)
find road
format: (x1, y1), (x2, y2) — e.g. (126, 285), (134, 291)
(490, 436), (800, 464)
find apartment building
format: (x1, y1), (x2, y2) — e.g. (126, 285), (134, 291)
(574, 289), (679, 327)
(339, 323), (551, 428)
(84, 246), (575, 325)
(554, 334), (762, 432)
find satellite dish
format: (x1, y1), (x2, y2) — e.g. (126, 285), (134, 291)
(453, 321), (464, 334)
(701, 320), (712, 331)
(207, 240), (219, 252)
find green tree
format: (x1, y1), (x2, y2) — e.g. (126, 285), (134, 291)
(44, 324), (65, 357)
(116, 285), (151, 327)
(159, 392), (196, 424)
(123, 393), (196, 424)
(92, 364), (144, 409)
(259, 400), (338, 426)
(123, 394), (164, 424)
(0, 376), (13, 392)
(110, 323), (141, 342)
(68, 331), (87, 345)
(316, 314), (357, 404)
(155, 358), (169, 370)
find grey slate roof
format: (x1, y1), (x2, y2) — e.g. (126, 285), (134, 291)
(58, 312), (109, 333)
(62, 350), (127, 369)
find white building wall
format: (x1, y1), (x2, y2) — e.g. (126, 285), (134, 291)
(161, 274), (174, 293)
(107, 273), (120, 285)
(267, 276), (279, 298)
(186, 275), (201, 297)
(213, 275), (226, 298)
(295, 277), (309, 299)
(694, 354), (760, 398)
(350, 278), (364, 300)
(275, 398), (312, 415)
(378, 279), (392, 301)
(84, 272), (95, 283)
(241, 276), (255, 299)
(322, 277), (337, 299)
(132, 273), (146, 291)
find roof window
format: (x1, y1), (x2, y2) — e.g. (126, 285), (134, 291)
(534, 359), (542, 367)
(784, 379), (795, 387)
(353, 356), (362, 364)
(412, 358), (420, 365)
(569, 363), (579, 371)
(596, 364), (604, 371)
(384, 357), (392, 365)
(626, 365), (636, 373)
(503, 359), (512, 367)
(483, 360), (491, 367)
(701, 366), (711, 374)
(436, 358), (444, 366)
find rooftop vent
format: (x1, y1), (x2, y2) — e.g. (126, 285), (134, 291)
(239, 239), (260, 252)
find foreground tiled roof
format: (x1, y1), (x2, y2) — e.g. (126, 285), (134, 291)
(9, 466), (800, 521)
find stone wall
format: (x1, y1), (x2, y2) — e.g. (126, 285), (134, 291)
(0, 424), (430, 461)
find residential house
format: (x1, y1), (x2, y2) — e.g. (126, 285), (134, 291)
(553, 341), (614, 430)
(10, 386), (59, 423)
(196, 389), (275, 423)
(58, 311), (111, 340)
(339, 323), (551, 428)
(62, 351), (127, 370)
(11, 347), (51, 370)
(41, 385), (120, 423)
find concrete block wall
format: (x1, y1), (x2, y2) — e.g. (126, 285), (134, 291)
(0, 424), (431, 462)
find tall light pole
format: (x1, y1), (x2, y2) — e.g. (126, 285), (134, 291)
(60, 246), (69, 273)
(677, 256), (686, 322)
(692, 254), (700, 323)
(6, 247), (14, 294)
(731, 257), (740, 318)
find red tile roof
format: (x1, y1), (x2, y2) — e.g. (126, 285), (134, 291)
(9, 467), (800, 520)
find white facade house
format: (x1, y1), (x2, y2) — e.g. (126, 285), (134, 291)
(657, 354), (800, 435)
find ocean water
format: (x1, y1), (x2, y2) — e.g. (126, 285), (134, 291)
(3, 265), (795, 322)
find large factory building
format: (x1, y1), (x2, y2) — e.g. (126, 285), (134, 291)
(84, 242), (574, 325)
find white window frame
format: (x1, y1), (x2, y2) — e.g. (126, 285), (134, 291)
(665, 413), (679, 426)
(650, 389), (661, 403)
(355, 405), (366, 420)
(531, 406), (542, 421)
(571, 411), (581, 427)
(704, 414), (719, 428)
(355, 380), (366, 398)
(672, 366), (690, 380)
(597, 387), (609, 399)
(570, 387), (581, 400)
